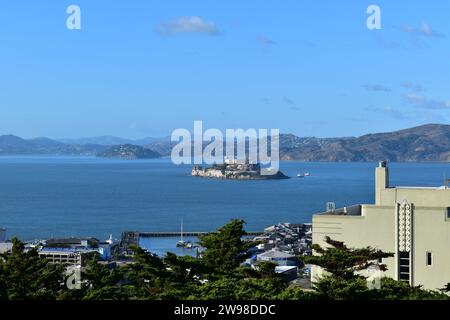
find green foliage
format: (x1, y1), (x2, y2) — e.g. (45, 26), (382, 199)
(311, 275), (374, 300)
(0, 238), (66, 300)
(195, 276), (283, 300)
(1, 224), (449, 301)
(194, 262), (290, 300)
(302, 236), (394, 281)
(120, 221), (292, 300)
(377, 277), (449, 300)
(301, 236), (449, 300)
(122, 245), (171, 299)
(199, 219), (254, 276)
(440, 282), (450, 293)
(81, 256), (125, 300)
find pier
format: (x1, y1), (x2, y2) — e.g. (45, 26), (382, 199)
(138, 231), (263, 238)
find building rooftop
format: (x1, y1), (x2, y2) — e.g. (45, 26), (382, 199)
(396, 186), (449, 190)
(40, 247), (99, 254)
(317, 204), (362, 216)
(275, 266), (297, 273)
(257, 249), (295, 259)
(0, 243), (13, 254)
(46, 237), (99, 243)
(316, 161), (450, 218)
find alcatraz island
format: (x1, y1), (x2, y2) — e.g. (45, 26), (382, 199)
(191, 157), (289, 180)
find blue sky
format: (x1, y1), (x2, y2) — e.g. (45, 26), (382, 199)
(1, 0), (449, 139)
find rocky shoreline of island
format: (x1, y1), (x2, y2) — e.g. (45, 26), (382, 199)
(191, 161), (290, 180)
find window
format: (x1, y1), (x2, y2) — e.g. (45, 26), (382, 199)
(399, 273), (410, 281)
(378, 258), (382, 263)
(447, 208), (450, 219)
(426, 252), (432, 266)
(398, 251), (410, 283)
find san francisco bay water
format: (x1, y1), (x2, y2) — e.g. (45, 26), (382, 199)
(0, 156), (448, 254)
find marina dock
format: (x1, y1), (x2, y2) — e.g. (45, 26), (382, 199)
(120, 230), (264, 252)
(138, 231), (263, 237)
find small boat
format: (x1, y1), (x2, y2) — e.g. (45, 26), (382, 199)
(297, 172), (310, 178)
(177, 240), (193, 248)
(176, 218), (194, 249)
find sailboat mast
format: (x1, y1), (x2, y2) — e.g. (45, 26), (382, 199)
(180, 218), (184, 242)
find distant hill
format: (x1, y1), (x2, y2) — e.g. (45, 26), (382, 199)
(146, 124), (450, 162)
(0, 135), (107, 155)
(1, 124), (449, 161)
(58, 136), (159, 146)
(145, 137), (174, 156)
(278, 124), (450, 162)
(96, 144), (161, 160)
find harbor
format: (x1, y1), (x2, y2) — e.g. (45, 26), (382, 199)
(138, 231), (264, 237)
(0, 221), (313, 284)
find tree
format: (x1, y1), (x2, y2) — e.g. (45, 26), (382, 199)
(3, 225), (448, 300)
(198, 219), (254, 276)
(160, 252), (205, 299)
(301, 237), (393, 299)
(301, 237), (449, 300)
(303, 236), (394, 281)
(81, 256), (125, 300)
(310, 274), (374, 300)
(122, 245), (170, 299)
(0, 238), (66, 300)
(195, 263), (293, 300)
(194, 220), (294, 300)
(377, 277), (449, 300)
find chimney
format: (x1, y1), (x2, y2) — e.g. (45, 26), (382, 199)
(375, 161), (389, 205)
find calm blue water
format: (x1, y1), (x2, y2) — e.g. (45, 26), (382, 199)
(139, 236), (200, 257)
(0, 156), (448, 245)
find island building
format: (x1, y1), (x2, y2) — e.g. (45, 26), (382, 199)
(312, 161), (450, 290)
(192, 157), (289, 180)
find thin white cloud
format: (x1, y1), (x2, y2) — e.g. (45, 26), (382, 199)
(257, 36), (276, 47)
(282, 97), (299, 110)
(403, 93), (450, 110)
(157, 16), (220, 36)
(400, 81), (426, 92)
(363, 83), (392, 92)
(367, 105), (407, 120)
(419, 23), (445, 38)
(403, 22), (445, 38)
(303, 40), (317, 48)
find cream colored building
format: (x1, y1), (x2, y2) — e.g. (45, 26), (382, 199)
(312, 161), (450, 290)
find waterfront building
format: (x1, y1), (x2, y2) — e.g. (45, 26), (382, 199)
(275, 266), (298, 281)
(256, 249), (298, 266)
(0, 228), (12, 254)
(0, 243), (12, 254)
(312, 161), (450, 290)
(39, 236), (115, 265)
(45, 237), (99, 248)
(38, 247), (98, 266)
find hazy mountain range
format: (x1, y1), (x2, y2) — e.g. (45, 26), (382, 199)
(0, 124), (449, 162)
(277, 124), (450, 162)
(57, 136), (160, 146)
